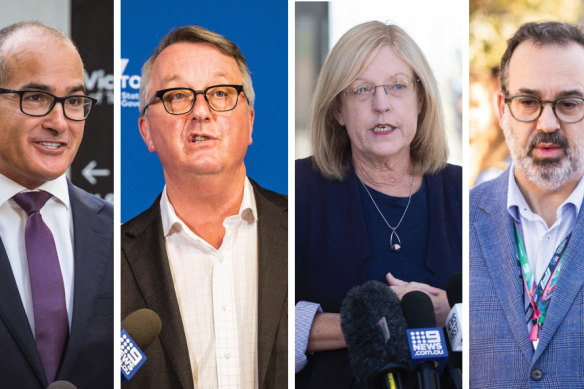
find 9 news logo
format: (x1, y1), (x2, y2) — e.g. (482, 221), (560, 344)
(407, 328), (448, 357)
(121, 329), (146, 381)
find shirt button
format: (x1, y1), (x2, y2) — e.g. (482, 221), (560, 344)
(225, 352), (231, 359)
(221, 303), (227, 311)
(531, 368), (543, 381)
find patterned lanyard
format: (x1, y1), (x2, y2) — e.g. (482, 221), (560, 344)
(513, 221), (570, 344)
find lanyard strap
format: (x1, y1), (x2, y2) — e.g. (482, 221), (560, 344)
(513, 221), (570, 342)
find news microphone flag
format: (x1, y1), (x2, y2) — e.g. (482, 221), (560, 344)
(406, 327), (449, 372)
(121, 329), (147, 382)
(446, 304), (463, 352)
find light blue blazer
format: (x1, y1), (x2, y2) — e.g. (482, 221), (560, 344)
(470, 167), (584, 388)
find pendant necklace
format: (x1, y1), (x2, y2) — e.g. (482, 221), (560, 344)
(359, 175), (415, 253)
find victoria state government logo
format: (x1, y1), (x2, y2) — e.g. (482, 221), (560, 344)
(121, 58), (141, 108)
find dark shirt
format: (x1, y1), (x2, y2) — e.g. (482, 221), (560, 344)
(360, 180), (431, 284)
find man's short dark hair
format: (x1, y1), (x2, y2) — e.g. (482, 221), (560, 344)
(500, 21), (584, 93)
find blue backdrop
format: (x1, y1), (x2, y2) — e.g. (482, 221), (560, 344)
(121, 0), (288, 222)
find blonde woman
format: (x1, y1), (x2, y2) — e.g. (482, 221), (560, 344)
(295, 21), (461, 388)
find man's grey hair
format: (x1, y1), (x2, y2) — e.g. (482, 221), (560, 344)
(139, 25), (255, 115)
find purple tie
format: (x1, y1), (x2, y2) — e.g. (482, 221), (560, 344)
(13, 191), (68, 383)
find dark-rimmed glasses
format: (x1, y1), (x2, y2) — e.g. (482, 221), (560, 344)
(142, 84), (245, 115)
(505, 95), (584, 124)
(0, 88), (96, 121)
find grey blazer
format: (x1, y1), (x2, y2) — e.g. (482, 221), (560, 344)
(121, 179), (287, 388)
(470, 168), (584, 388)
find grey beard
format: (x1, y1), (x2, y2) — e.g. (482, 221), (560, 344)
(515, 151), (580, 191)
(502, 122), (584, 191)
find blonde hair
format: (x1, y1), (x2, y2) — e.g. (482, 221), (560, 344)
(310, 21), (448, 180)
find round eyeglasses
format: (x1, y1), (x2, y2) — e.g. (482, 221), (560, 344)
(505, 95), (584, 124)
(0, 88), (96, 121)
(142, 84), (245, 115)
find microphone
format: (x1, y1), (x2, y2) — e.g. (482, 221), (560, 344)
(341, 281), (411, 389)
(445, 273), (462, 389)
(445, 272), (462, 353)
(402, 291), (448, 389)
(121, 308), (162, 382)
(46, 381), (77, 389)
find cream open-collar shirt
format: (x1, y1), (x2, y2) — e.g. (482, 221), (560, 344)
(161, 177), (259, 389)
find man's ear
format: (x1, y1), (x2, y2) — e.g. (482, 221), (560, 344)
(496, 90), (506, 125)
(247, 106), (254, 145)
(138, 116), (156, 152)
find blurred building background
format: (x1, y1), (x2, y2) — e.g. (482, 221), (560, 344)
(295, 0), (463, 167)
(470, 0), (584, 186)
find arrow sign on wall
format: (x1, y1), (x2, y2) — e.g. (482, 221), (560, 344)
(82, 160), (111, 185)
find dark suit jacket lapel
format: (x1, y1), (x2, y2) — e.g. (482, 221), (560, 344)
(533, 201), (584, 361)
(122, 198), (194, 389)
(59, 183), (111, 377)
(475, 169), (534, 364)
(0, 239), (46, 384)
(252, 181), (288, 387)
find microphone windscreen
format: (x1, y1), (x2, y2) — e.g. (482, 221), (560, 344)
(446, 272), (462, 308)
(46, 381), (77, 389)
(340, 281), (410, 381)
(121, 308), (162, 350)
(401, 291), (436, 328)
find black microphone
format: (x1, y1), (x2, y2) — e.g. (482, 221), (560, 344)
(46, 381), (77, 389)
(445, 273), (462, 389)
(121, 308), (162, 382)
(341, 281), (411, 389)
(402, 291), (449, 389)
(446, 272), (462, 310)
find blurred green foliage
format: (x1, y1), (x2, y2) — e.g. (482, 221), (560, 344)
(470, 0), (584, 70)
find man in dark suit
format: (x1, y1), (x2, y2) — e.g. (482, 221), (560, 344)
(470, 21), (584, 387)
(0, 21), (113, 388)
(121, 26), (287, 388)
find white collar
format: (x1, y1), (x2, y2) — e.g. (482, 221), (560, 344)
(0, 173), (70, 210)
(161, 177), (257, 237)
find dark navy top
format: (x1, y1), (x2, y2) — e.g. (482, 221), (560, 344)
(359, 180), (431, 284)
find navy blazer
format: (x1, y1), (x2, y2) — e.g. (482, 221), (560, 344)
(295, 157), (462, 388)
(470, 168), (584, 388)
(0, 181), (113, 388)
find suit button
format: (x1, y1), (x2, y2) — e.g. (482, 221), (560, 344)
(531, 368), (543, 381)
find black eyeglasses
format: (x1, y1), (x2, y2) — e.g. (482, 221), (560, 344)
(505, 95), (584, 124)
(0, 88), (96, 121)
(142, 84), (245, 115)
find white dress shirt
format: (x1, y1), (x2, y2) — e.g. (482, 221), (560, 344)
(161, 177), (259, 389)
(507, 164), (584, 282)
(0, 173), (74, 334)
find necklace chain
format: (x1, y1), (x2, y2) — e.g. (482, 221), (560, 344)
(359, 175), (415, 252)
